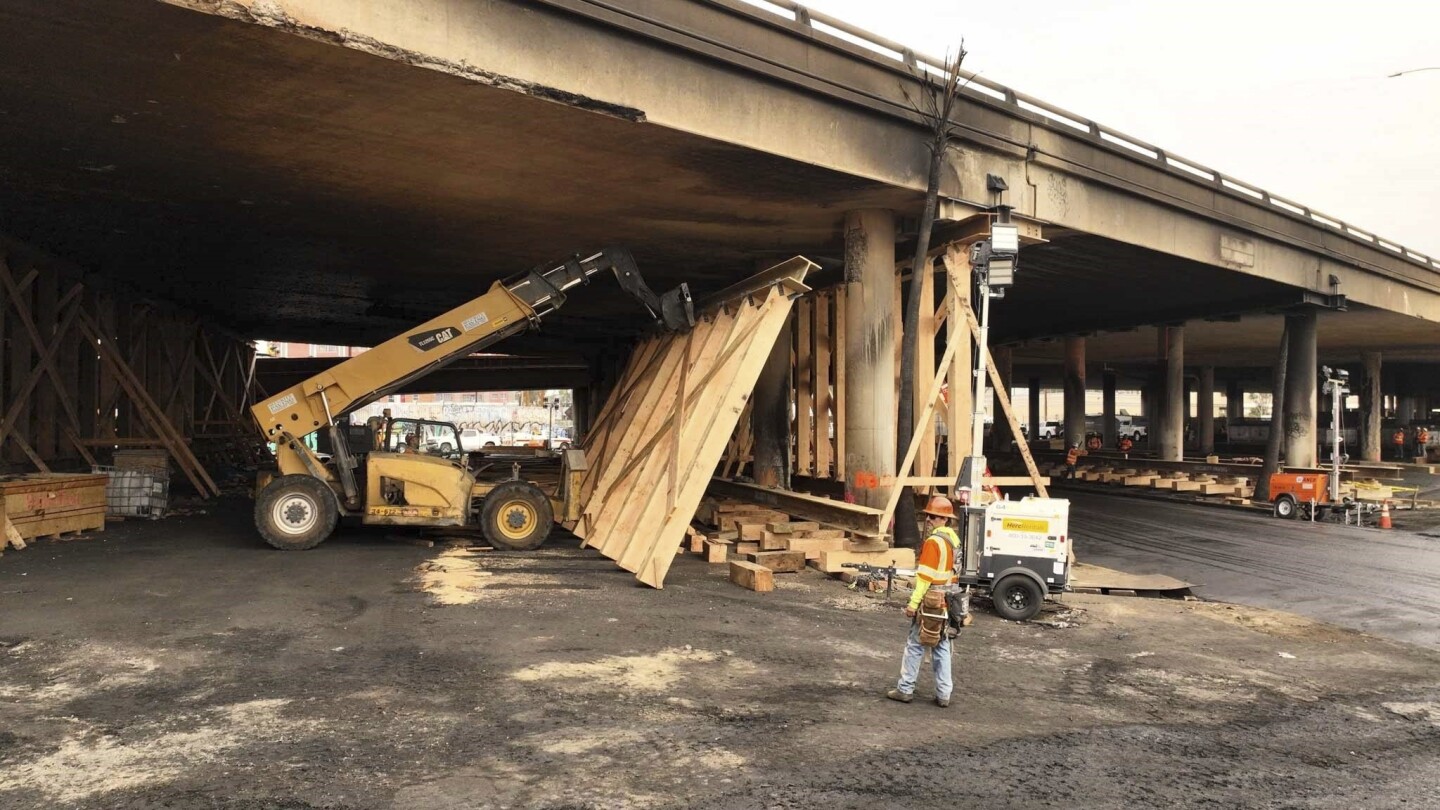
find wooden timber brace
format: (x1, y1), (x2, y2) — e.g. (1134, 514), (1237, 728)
(0, 249), (252, 496)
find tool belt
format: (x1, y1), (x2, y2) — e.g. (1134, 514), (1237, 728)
(917, 589), (949, 647)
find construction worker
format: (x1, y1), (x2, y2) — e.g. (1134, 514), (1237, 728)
(1117, 434), (1134, 454)
(887, 495), (962, 708)
(1063, 441), (1087, 480)
(1393, 428), (1406, 460)
(1086, 433), (1102, 452)
(1418, 426), (1431, 459)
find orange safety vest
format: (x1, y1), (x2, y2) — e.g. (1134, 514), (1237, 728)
(1119, 437), (1133, 452)
(1393, 430), (1406, 445)
(1066, 447), (1081, 464)
(915, 526), (960, 586)
(1419, 429), (1431, 445)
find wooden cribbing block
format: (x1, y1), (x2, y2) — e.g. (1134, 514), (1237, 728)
(1150, 479), (1180, 491)
(711, 530), (739, 541)
(1172, 480), (1203, 492)
(1200, 483), (1237, 496)
(814, 548), (917, 574)
(803, 529), (847, 540)
(760, 530), (790, 551)
(704, 540), (731, 564)
(744, 550), (807, 573)
(1123, 475), (1158, 487)
(689, 533), (708, 553)
(766, 521), (820, 534)
(729, 560), (774, 592)
(844, 538), (889, 553)
(738, 523), (767, 542)
(734, 542), (760, 555)
(784, 535), (846, 560)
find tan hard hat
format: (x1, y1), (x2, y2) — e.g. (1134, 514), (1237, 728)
(921, 495), (956, 519)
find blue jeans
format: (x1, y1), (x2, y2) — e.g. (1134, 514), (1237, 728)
(896, 619), (952, 700)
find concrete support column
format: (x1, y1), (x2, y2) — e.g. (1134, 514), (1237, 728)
(751, 314), (793, 488)
(1025, 374), (1036, 438)
(1226, 379), (1244, 421)
(842, 209), (896, 508)
(1063, 337), (1086, 447)
(1361, 352), (1382, 462)
(1282, 311), (1318, 468)
(1157, 326), (1184, 461)
(1102, 370), (1117, 447)
(990, 346), (1014, 453)
(1199, 366), (1215, 456)
(1398, 395), (1415, 426)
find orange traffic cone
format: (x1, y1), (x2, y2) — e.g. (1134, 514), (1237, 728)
(1379, 500), (1393, 530)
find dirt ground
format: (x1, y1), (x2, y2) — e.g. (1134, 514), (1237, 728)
(2, 499), (1439, 809)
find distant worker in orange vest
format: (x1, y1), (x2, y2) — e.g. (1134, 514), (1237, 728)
(1418, 427), (1432, 460)
(1393, 428), (1407, 460)
(1118, 435), (1134, 454)
(1064, 442), (1087, 480)
(1086, 434), (1103, 452)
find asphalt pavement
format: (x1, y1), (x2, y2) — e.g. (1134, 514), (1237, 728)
(1063, 488), (1440, 649)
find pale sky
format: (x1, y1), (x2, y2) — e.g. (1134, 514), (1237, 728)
(743, 0), (1439, 257)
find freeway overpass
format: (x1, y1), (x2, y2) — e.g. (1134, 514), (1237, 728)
(1, 0), (1435, 478)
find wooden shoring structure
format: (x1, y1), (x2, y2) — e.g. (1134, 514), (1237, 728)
(572, 257), (815, 588)
(0, 245), (253, 496)
(720, 219), (1048, 532)
(785, 286), (841, 480)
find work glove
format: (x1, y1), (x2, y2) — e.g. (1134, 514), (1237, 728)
(904, 606), (917, 618)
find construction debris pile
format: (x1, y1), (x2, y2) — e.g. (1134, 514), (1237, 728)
(686, 497), (914, 592)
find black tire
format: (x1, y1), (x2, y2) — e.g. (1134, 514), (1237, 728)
(992, 575), (1044, 621)
(480, 480), (554, 551)
(1274, 494), (1298, 520)
(255, 475), (339, 550)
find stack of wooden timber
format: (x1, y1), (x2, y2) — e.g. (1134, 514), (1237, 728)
(1059, 463), (1263, 504)
(689, 498), (916, 591)
(0, 473), (106, 553)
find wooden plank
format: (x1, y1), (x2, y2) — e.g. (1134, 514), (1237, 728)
(845, 538), (890, 552)
(879, 323), (964, 527)
(914, 259), (936, 479)
(743, 550), (806, 573)
(759, 530), (789, 551)
(707, 478), (886, 536)
(944, 246), (973, 468)
(734, 541), (761, 555)
(814, 548), (917, 574)
(766, 521), (819, 534)
(813, 291), (832, 478)
(728, 560), (775, 592)
(783, 535), (846, 559)
(704, 539), (731, 563)
(795, 296), (813, 477)
(832, 286), (846, 479)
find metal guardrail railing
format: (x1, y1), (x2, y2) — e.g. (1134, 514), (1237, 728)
(734, 0), (1438, 273)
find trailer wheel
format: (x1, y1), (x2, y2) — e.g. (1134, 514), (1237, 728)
(255, 475), (338, 550)
(992, 575), (1044, 621)
(1274, 494), (1298, 520)
(480, 481), (553, 551)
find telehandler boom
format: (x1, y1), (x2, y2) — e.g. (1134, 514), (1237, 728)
(249, 248), (692, 551)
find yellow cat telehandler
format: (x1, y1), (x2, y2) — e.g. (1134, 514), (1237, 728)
(249, 248), (693, 551)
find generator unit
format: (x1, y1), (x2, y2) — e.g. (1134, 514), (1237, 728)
(965, 497), (1071, 620)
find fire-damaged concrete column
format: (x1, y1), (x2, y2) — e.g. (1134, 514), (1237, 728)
(1226, 379), (1244, 421)
(1362, 351), (1382, 462)
(1063, 337), (1086, 448)
(1102, 369), (1117, 447)
(842, 209), (896, 507)
(1283, 311), (1318, 468)
(1199, 366), (1215, 456)
(751, 312), (793, 488)
(1028, 376), (1041, 444)
(1157, 326), (1184, 461)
